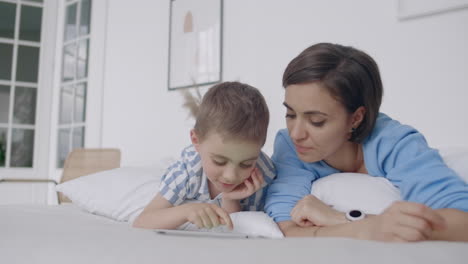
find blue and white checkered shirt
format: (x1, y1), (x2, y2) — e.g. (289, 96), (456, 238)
(159, 145), (276, 211)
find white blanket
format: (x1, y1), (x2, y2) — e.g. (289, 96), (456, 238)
(1, 204), (467, 264)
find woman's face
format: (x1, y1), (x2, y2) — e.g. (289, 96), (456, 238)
(284, 82), (355, 163)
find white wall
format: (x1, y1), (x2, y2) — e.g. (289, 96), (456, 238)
(101, 0), (468, 167)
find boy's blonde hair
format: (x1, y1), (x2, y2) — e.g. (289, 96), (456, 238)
(183, 82), (269, 146)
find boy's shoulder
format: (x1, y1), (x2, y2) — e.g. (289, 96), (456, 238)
(180, 144), (198, 158)
(179, 145), (202, 166)
(163, 144), (202, 179)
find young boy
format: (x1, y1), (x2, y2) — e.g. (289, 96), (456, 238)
(133, 82), (276, 230)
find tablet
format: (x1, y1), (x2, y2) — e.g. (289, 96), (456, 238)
(154, 229), (250, 239)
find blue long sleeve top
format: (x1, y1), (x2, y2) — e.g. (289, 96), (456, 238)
(265, 113), (468, 222)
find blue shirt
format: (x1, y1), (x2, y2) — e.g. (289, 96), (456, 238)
(265, 113), (468, 222)
(159, 145), (276, 211)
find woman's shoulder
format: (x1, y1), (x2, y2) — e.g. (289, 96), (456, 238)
(365, 113), (422, 145)
(363, 113), (431, 173)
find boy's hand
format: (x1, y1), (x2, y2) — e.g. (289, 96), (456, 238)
(185, 203), (233, 230)
(222, 168), (264, 201)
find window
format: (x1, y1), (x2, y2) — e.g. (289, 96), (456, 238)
(0, 0), (43, 168)
(56, 0), (91, 167)
(0, 0), (106, 204)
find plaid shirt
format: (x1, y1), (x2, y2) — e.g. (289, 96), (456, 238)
(159, 145), (276, 211)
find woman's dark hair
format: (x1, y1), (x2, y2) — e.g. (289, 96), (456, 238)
(282, 43), (383, 142)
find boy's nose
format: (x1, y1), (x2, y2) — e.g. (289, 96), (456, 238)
(222, 168), (238, 183)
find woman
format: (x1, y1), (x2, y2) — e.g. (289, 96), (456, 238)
(264, 43), (468, 242)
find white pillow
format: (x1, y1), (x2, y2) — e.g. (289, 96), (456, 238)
(311, 173), (401, 214)
(181, 211), (284, 238)
(310, 147), (468, 215)
(56, 167), (162, 222)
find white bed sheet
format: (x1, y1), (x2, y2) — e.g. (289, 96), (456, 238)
(1, 204), (467, 264)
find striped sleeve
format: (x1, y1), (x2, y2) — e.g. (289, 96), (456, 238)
(158, 159), (190, 206)
(158, 146), (200, 206)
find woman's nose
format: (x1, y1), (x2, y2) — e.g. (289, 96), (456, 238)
(290, 120), (307, 141)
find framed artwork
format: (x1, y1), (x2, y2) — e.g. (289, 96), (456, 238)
(398, 0), (468, 20)
(168, 0), (223, 90)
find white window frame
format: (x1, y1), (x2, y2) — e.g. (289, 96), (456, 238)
(0, 0), (108, 204)
(0, 0), (57, 204)
(47, 0), (108, 203)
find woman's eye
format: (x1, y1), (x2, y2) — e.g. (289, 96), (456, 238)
(285, 113), (296, 119)
(310, 121), (325, 127)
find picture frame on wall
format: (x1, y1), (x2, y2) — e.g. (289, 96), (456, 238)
(168, 0), (223, 90)
(397, 0), (468, 20)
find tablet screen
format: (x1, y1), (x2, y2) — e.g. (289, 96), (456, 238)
(154, 229), (250, 239)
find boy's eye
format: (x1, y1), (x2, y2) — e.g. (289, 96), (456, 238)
(240, 163), (254, 169)
(213, 160), (226, 166)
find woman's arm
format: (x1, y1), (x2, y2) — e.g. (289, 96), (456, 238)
(431, 208), (468, 241)
(265, 130), (320, 222)
(282, 200), (449, 242)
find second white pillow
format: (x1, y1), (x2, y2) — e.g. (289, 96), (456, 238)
(311, 173), (401, 214)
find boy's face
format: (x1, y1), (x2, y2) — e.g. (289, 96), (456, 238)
(191, 130), (261, 196)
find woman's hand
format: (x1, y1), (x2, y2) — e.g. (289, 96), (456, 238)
(358, 201), (447, 242)
(291, 194), (347, 227)
(185, 203), (233, 230)
(222, 168), (264, 201)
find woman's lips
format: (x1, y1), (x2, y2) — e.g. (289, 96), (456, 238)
(294, 144), (313, 154)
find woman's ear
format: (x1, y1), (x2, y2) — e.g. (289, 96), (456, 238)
(352, 106), (366, 128)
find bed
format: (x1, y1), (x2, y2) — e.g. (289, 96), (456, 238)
(2, 203), (468, 264)
(1, 147), (467, 264)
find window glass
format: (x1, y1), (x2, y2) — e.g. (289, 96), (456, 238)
(0, 85), (10, 123)
(79, 0), (91, 36)
(62, 43), (76, 82)
(0, 128), (7, 167)
(64, 3), (77, 41)
(0, 43), (13, 81)
(59, 85), (74, 124)
(72, 126), (84, 148)
(74, 83), (86, 122)
(10, 128), (34, 167)
(13, 86), (37, 125)
(16, 45), (40, 83)
(0, 2), (16, 39)
(57, 128), (70, 167)
(19, 5), (43, 42)
(77, 39), (88, 79)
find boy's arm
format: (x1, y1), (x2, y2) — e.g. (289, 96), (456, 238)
(221, 167), (265, 213)
(221, 198), (241, 214)
(132, 193), (190, 229)
(133, 193), (234, 230)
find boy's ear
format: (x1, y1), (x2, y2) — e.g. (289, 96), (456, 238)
(190, 129), (200, 150)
